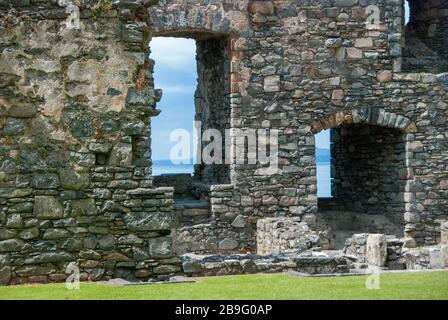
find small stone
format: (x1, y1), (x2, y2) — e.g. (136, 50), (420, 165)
(0, 266), (12, 285)
(441, 221), (448, 245)
(346, 47), (363, 59)
(377, 70), (392, 83)
(71, 199), (97, 216)
(88, 143), (112, 154)
(43, 229), (71, 240)
(59, 169), (90, 190)
(218, 239), (239, 250)
(122, 120), (146, 136)
(231, 215), (246, 228)
(153, 265), (180, 274)
(30, 174), (60, 189)
(6, 214), (23, 229)
(108, 143), (133, 166)
(249, 1), (275, 15)
(99, 235), (116, 251)
(7, 104), (37, 118)
(0, 229), (17, 240)
(19, 228), (39, 240)
(84, 236), (98, 249)
(332, 89), (345, 100)
(183, 260), (201, 273)
(124, 212), (176, 231)
(355, 38), (373, 48)
(133, 247), (149, 261)
(402, 237), (417, 248)
(264, 76), (280, 92)
(24, 252), (73, 264)
(148, 237), (172, 258)
(0, 239), (26, 252)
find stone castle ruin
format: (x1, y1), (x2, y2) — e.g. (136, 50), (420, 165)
(0, 0), (447, 285)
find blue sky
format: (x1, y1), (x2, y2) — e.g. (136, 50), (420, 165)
(150, 37), (197, 161)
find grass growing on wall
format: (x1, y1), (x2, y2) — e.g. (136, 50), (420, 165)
(0, 271), (447, 300)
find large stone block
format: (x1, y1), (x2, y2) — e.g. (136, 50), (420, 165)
(366, 234), (387, 267)
(442, 246), (448, 268)
(428, 248), (443, 269)
(124, 212), (176, 231)
(148, 237), (172, 258)
(34, 196), (64, 220)
(0, 266), (11, 285)
(59, 169), (90, 190)
(23, 252), (74, 265)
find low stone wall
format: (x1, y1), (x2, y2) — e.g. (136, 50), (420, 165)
(406, 247), (447, 270)
(0, 185), (177, 285)
(181, 251), (352, 277)
(256, 217), (331, 255)
(343, 234), (406, 270)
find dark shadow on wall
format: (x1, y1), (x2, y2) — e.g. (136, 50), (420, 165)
(318, 124), (408, 249)
(402, 0), (448, 73)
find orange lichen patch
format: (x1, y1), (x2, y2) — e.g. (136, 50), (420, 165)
(135, 64), (148, 90)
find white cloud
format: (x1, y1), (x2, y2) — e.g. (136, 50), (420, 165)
(150, 37), (197, 73)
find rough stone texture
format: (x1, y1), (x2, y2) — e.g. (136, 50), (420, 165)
(365, 234), (387, 267)
(344, 233), (406, 270)
(181, 251), (351, 277)
(406, 246), (447, 270)
(0, 0), (447, 284)
(0, 1), (177, 285)
(257, 218), (331, 255)
(146, 0), (448, 253)
(403, 0), (448, 72)
(442, 221), (448, 245)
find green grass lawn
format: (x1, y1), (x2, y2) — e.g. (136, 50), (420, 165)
(0, 271), (447, 300)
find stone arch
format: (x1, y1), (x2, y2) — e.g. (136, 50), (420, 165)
(311, 108), (417, 135)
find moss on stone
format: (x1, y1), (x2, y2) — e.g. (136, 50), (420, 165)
(91, 0), (113, 16)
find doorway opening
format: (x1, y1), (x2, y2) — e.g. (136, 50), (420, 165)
(313, 112), (414, 249)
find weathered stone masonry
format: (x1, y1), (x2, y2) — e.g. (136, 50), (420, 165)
(0, 0), (447, 285)
(0, 1), (178, 285)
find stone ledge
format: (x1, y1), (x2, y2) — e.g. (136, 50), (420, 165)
(181, 251), (352, 277)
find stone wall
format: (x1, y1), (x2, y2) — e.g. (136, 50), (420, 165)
(256, 217), (331, 255)
(0, 0), (447, 284)
(343, 233), (406, 270)
(181, 251), (351, 277)
(0, 1), (178, 285)
(407, 0), (448, 60)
